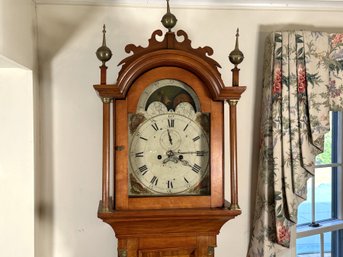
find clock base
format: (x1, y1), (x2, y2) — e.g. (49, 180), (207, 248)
(98, 202), (241, 257)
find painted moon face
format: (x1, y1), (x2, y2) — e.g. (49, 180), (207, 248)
(146, 101), (168, 117)
(175, 102), (196, 119)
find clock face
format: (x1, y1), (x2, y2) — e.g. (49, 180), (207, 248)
(128, 79), (210, 196)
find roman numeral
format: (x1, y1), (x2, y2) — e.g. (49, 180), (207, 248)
(192, 136), (200, 142)
(168, 119), (175, 128)
(184, 177), (190, 188)
(135, 152), (144, 157)
(151, 122), (159, 131)
(192, 164), (201, 173)
(167, 180), (174, 189)
(196, 151), (206, 156)
(150, 176), (158, 186)
(138, 165), (148, 175)
(183, 124), (189, 131)
(139, 136), (148, 141)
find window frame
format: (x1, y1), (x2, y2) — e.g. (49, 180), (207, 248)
(296, 112), (343, 257)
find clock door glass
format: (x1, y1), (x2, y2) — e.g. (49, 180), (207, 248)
(128, 79), (210, 196)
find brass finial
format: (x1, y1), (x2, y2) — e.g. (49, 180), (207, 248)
(161, 0), (177, 32)
(96, 24), (112, 65)
(229, 28), (244, 67)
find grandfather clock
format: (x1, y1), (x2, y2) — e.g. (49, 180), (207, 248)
(93, 1), (246, 257)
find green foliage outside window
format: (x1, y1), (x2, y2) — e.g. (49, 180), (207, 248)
(316, 132), (332, 165)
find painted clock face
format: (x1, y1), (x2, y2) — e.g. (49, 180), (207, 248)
(128, 79), (210, 196)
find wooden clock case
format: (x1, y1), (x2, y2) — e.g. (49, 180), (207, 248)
(94, 29), (246, 257)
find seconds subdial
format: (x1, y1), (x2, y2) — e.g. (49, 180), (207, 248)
(160, 129), (181, 150)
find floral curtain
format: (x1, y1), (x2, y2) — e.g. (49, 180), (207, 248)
(248, 31), (343, 257)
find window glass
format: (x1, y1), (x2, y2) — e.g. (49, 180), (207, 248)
(298, 178), (313, 225)
(296, 234), (321, 256)
(324, 232), (332, 257)
(315, 167), (333, 221)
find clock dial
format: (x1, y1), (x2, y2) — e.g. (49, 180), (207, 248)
(129, 112), (209, 195)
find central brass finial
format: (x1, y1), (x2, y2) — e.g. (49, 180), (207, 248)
(96, 24), (112, 65)
(229, 28), (244, 67)
(161, 0), (177, 32)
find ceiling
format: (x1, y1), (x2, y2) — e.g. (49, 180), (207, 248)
(35, 0), (343, 10)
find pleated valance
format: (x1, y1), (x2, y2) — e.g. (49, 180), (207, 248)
(248, 31), (343, 257)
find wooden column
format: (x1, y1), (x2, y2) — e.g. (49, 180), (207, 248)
(228, 99), (239, 210)
(99, 62), (112, 212)
(228, 63), (241, 210)
(100, 64), (108, 85)
(112, 99), (116, 207)
(231, 67), (240, 87)
(101, 97), (112, 212)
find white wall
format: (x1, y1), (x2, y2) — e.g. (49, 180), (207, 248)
(0, 1), (37, 257)
(0, 0), (36, 70)
(35, 4), (343, 257)
(0, 67), (34, 257)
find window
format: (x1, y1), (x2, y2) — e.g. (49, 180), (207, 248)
(296, 112), (343, 257)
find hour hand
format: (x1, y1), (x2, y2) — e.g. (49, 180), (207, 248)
(167, 129), (173, 145)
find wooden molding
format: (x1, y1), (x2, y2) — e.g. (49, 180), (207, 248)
(98, 204), (241, 237)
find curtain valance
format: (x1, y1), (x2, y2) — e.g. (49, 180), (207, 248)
(248, 31), (343, 257)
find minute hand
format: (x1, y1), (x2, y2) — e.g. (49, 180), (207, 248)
(177, 150), (208, 155)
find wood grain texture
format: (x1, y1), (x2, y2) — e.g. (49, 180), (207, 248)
(115, 99), (129, 209)
(209, 100), (224, 208)
(98, 206), (239, 257)
(99, 205), (240, 237)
